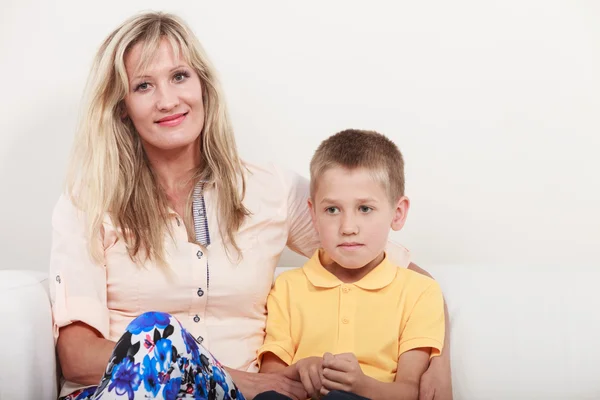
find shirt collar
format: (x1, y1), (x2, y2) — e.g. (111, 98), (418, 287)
(166, 180), (209, 217)
(302, 250), (399, 290)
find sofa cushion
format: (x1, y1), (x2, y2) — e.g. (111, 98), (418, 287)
(0, 270), (57, 400)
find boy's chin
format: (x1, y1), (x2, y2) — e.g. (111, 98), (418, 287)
(322, 250), (374, 270)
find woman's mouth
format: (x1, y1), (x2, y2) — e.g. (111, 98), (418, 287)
(156, 112), (188, 127)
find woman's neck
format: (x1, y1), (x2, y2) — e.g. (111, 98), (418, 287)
(143, 140), (202, 204)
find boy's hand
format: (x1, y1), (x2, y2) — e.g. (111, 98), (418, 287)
(295, 356), (324, 399)
(320, 352), (368, 397)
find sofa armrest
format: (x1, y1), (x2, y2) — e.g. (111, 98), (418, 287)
(0, 269), (57, 400)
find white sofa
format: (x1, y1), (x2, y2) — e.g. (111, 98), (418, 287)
(1, 264), (599, 400)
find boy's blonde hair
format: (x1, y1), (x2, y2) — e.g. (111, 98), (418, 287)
(310, 129), (405, 202)
(67, 12), (249, 265)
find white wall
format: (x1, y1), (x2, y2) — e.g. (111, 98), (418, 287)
(1, 0), (598, 272)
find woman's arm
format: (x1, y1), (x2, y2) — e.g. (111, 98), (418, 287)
(57, 323), (116, 385)
(50, 196), (114, 385)
(225, 365), (306, 400)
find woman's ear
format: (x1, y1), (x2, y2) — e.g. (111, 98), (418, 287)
(118, 102), (128, 121)
(391, 196), (410, 231)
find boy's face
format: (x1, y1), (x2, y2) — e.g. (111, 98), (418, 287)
(309, 166), (409, 270)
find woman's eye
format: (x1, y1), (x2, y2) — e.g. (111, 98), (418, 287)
(174, 71), (190, 82)
(135, 82), (150, 92)
(359, 206), (372, 213)
(325, 207), (340, 214)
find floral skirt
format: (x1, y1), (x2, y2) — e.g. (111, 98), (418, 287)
(60, 312), (245, 400)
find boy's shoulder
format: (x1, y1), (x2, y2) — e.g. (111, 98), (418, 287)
(272, 267), (308, 290)
(274, 267), (306, 282)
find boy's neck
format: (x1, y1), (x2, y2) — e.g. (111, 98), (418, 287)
(318, 250), (386, 284)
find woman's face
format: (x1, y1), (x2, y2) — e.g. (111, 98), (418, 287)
(123, 39), (205, 154)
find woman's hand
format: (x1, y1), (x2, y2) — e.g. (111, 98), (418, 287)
(226, 367), (308, 400)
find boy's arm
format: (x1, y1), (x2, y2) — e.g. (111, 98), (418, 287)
(322, 279), (444, 400)
(260, 352), (294, 375)
(408, 262), (453, 400)
(257, 276), (296, 371)
(367, 348), (431, 400)
(321, 349), (430, 400)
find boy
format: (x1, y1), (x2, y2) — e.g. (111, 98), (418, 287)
(257, 129), (445, 400)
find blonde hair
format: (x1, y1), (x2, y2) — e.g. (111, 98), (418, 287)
(67, 12), (249, 265)
(309, 129), (405, 202)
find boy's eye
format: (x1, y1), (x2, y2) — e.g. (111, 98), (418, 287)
(359, 206), (372, 213)
(325, 207), (340, 215)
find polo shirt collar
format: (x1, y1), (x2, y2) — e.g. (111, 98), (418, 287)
(303, 250), (398, 290)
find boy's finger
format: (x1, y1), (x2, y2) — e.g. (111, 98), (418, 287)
(309, 365), (322, 394)
(322, 377), (346, 392)
(322, 352), (335, 368)
(323, 357), (352, 373)
(299, 369), (315, 398)
(322, 367), (350, 383)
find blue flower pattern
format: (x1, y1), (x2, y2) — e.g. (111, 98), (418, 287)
(107, 357), (142, 399)
(126, 312), (171, 335)
(60, 312), (245, 400)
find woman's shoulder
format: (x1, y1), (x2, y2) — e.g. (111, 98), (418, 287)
(52, 192), (114, 230)
(52, 193), (81, 221)
(243, 160), (307, 190)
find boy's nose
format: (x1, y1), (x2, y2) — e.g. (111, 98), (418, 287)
(340, 216), (359, 236)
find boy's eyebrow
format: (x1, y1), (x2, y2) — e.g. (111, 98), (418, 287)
(319, 197), (338, 204)
(319, 197), (378, 204)
(355, 197), (379, 203)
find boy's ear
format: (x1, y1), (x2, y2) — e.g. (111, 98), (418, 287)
(391, 196), (410, 231)
(307, 198), (319, 232)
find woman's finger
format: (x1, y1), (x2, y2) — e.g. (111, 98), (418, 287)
(275, 375), (307, 400)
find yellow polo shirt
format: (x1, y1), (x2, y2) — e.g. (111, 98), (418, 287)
(258, 251), (445, 383)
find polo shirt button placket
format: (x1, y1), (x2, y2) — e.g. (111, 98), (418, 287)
(342, 317), (350, 324)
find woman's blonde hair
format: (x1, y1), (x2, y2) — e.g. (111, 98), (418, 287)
(67, 12), (249, 265)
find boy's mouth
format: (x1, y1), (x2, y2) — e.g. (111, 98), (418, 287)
(338, 242), (364, 249)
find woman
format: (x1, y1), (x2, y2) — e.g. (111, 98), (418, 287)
(49, 12), (451, 400)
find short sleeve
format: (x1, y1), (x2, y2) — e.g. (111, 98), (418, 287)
(49, 195), (110, 342)
(257, 276), (295, 367)
(399, 281), (445, 358)
(276, 167), (319, 257)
